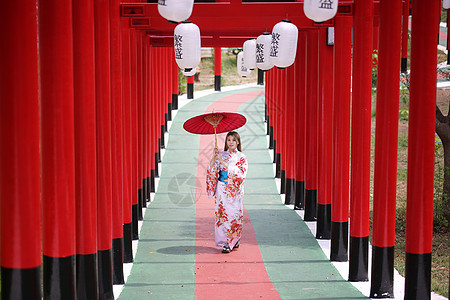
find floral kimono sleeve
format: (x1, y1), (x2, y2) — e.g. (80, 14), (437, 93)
(206, 161), (219, 198)
(226, 154), (248, 198)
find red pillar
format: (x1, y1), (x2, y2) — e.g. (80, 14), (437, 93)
(316, 27), (333, 240)
(39, 0), (76, 298)
(401, 0), (410, 73)
(172, 51), (180, 110)
(370, 0), (402, 297)
(280, 68), (287, 195)
(136, 31), (144, 221)
(294, 32), (306, 210)
(215, 47), (222, 91)
(349, 0), (374, 282)
(94, 0), (114, 297)
(284, 65), (296, 205)
(73, 0), (98, 298)
(304, 29), (319, 221)
(110, 0), (125, 285)
(405, 0), (439, 298)
(331, 15), (352, 262)
(274, 68), (282, 178)
(130, 28), (139, 240)
(0, 2), (41, 299)
(143, 38), (150, 204)
(121, 13), (134, 263)
(447, 9), (450, 65)
(267, 69), (275, 150)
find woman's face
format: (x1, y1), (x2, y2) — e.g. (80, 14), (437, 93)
(226, 135), (239, 152)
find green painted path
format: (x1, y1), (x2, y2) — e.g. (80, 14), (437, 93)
(118, 86), (367, 300)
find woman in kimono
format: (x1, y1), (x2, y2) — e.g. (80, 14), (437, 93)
(206, 131), (248, 253)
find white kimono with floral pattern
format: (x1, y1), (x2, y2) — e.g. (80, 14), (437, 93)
(206, 149), (248, 250)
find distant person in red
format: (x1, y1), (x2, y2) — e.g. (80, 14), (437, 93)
(206, 131), (248, 253)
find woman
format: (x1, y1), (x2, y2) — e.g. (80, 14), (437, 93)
(206, 131), (248, 253)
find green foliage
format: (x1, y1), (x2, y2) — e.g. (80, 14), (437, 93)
(399, 109), (409, 121)
(178, 69), (186, 95)
(372, 50), (378, 88)
(433, 145), (449, 231)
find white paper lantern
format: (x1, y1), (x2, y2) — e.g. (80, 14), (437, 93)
(237, 52), (251, 77)
(270, 20), (298, 68)
(182, 67), (196, 77)
(256, 32), (274, 71)
(444, 0), (450, 9)
(243, 39), (257, 70)
(304, 0), (338, 23)
(158, 0), (194, 23)
(174, 21), (201, 72)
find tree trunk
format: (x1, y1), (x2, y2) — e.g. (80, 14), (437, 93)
(435, 104), (450, 224)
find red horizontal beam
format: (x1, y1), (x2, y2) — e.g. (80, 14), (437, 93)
(121, 2), (353, 33)
(121, 1), (380, 46)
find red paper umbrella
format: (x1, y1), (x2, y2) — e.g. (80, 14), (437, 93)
(183, 112), (246, 147)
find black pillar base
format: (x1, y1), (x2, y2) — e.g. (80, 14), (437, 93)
(187, 83), (194, 99)
(123, 222), (134, 263)
(2, 266), (41, 300)
(284, 177), (295, 205)
(164, 113), (168, 133)
(98, 249), (114, 300)
(266, 115), (270, 135)
(316, 203), (331, 239)
(275, 153), (281, 178)
(112, 237), (125, 285)
(272, 140), (277, 163)
(280, 170), (286, 194)
(76, 253), (98, 300)
(172, 94), (178, 110)
(304, 189), (317, 221)
(142, 178), (147, 207)
(269, 126), (274, 149)
(160, 125), (165, 149)
(154, 153), (159, 177)
(348, 236), (369, 282)
(138, 188), (143, 221)
(330, 221), (348, 262)
(158, 139), (162, 162)
(257, 68), (264, 85)
(401, 57), (407, 73)
(146, 176), (151, 202)
(404, 252), (431, 300)
(168, 102), (172, 121)
(43, 255), (76, 300)
(370, 246), (394, 298)
(294, 180), (305, 210)
(214, 75), (221, 91)
(150, 170), (156, 193)
(132, 204), (139, 240)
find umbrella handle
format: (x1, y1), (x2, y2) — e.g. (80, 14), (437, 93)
(214, 126), (217, 148)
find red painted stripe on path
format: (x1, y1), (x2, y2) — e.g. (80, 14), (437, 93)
(194, 90), (281, 299)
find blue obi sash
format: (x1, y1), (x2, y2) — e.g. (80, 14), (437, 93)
(218, 170), (228, 183)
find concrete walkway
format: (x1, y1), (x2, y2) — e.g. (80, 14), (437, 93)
(116, 85), (367, 299)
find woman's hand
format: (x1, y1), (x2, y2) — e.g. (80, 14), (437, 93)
(209, 147), (219, 169)
(216, 150), (228, 169)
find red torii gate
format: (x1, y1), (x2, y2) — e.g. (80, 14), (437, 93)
(0, 0), (441, 300)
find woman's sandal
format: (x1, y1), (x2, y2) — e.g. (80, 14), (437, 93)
(222, 245), (232, 253)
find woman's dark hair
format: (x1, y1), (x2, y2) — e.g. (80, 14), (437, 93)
(224, 131), (242, 151)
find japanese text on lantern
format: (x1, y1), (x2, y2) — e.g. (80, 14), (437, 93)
(270, 33), (280, 57)
(158, 0), (167, 5)
(174, 35), (183, 59)
(256, 44), (264, 63)
(319, 0), (333, 9)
